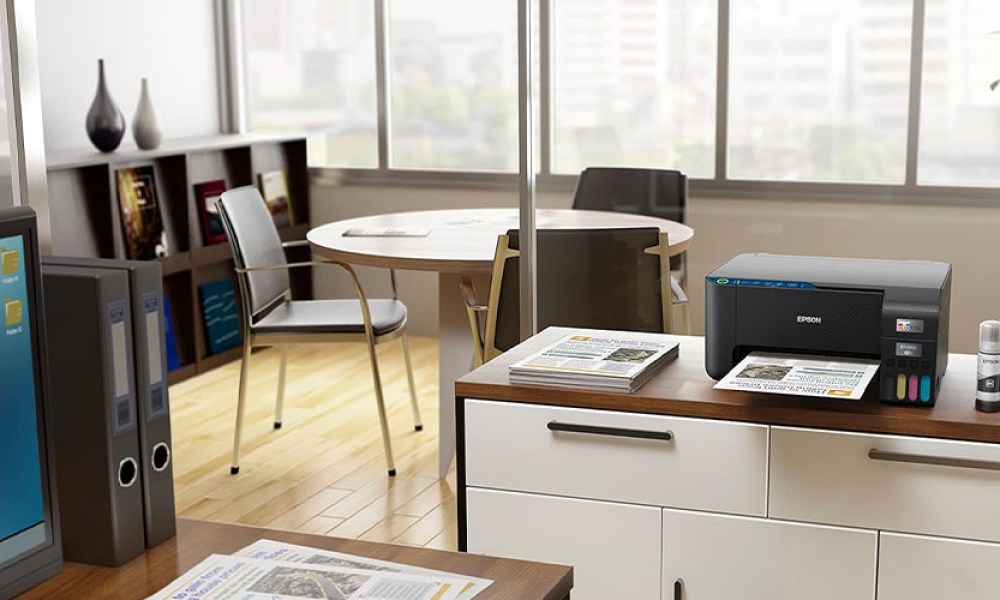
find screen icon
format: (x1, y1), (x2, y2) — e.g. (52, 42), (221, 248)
(0, 247), (17, 275)
(5, 298), (23, 326)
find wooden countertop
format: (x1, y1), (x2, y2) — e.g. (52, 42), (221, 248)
(455, 327), (1000, 444)
(20, 519), (572, 600)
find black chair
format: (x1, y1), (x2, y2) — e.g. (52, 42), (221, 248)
(571, 166), (688, 271)
(572, 166), (687, 222)
(461, 227), (686, 364)
(217, 187), (421, 477)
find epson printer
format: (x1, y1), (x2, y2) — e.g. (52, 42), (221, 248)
(705, 254), (951, 406)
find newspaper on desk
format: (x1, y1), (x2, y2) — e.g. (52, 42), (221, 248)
(145, 552), (476, 600)
(234, 540), (492, 599)
(714, 351), (880, 400)
(509, 331), (680, 391)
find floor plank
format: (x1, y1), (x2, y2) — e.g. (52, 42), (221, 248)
(169, 338), (459, 551)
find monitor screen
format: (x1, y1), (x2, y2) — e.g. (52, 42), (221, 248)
(0, 208), (60, 598)
(0, 233), (46, 562)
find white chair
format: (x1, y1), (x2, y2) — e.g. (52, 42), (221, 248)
(218, 187), (421, 477)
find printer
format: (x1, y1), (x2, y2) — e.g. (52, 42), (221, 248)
(705, 253), (951, 406)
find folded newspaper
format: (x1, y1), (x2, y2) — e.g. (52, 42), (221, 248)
(509, 332), (680, 392)
(146, 540), (492, 600)
(714, 351), (880, 400)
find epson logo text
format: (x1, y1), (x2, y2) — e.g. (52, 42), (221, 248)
(797, 315), (822, 324)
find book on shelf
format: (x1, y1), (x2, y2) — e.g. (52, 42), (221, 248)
(257, 169), (294, 228)
(198, 278), (241, 356)
(509, 330), (679, 392)
(115, 166), (169, 260)
(194, 179), (227, 245)
(162, 294), (181, 372)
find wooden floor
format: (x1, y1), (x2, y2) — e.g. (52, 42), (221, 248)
(169, 336), (460, 551)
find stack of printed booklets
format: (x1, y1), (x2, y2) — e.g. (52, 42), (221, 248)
(147, 539), (492, 600)
(509, 330), (680, 392)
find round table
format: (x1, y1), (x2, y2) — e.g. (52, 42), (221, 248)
(308, 208), (695, 476)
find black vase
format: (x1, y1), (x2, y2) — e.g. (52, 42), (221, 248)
(86, 59), (126, 153)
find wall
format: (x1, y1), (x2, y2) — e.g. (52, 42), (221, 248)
(312, 183), (1000, 354)
(35, 0), (220, 152)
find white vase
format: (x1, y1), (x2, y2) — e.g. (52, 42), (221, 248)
(132, 78), (162, 150)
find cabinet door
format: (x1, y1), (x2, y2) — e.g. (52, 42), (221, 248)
(467, 488), (662, 600)
(662, 509), (877, 600)
(879, 533), (1000, 600)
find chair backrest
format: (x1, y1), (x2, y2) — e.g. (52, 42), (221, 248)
(571, 167), (687, 224)
(217, 186), (290, 320)
(485, 227), (670, 357)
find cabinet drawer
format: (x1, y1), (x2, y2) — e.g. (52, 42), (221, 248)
(467, 488), (661, 600)
(878, 533), (1000, 600)
(771, 426), (1000, 543)
(663, 509), (876, 600)
(464, 400), (768, 516)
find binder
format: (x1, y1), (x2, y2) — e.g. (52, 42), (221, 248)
(42, 257), (175, 548)
(40, 265), (146, 566)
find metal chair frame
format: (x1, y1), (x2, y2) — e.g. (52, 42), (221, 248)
(223, 235), (421, 478)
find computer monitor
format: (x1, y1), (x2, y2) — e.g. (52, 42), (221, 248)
(0, 206), (62, 598)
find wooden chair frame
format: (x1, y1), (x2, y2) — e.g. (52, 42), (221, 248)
(460, 232), (689, 367)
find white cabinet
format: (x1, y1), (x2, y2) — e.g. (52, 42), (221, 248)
(466, 488), (662, 600)
(463, 400), (1000, 600)
(770, 426), (1000, 543)
(878, 533), (1000, 600)
(465, 399), (769, 516)
(662, 509), (877, 600)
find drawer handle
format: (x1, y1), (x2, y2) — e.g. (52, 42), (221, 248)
(674, 578), (684, 600)
(547, 420), (674, 442)
(868, 449), (1000, 472)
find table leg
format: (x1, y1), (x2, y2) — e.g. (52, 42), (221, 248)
(438, 273), (488, 478)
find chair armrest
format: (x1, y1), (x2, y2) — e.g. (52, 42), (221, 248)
(669, 276), (688, 305)
(281, 239), (310, 249)
(459, 276), (487, 367)
(235, 260), (342, 273)
(237, 260), (383, 341)
(458, 276), (487, 311)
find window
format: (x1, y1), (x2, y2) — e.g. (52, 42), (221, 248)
(918, 0), (1000, 186)
(387, 0), (518, 171)
(242, 0), (378, 168)
(728, 0), (913, 183)
(233, 0), (1000, 194)
(551, 0), (717, 177)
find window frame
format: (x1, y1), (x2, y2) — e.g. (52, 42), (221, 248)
(226, 0), (1000, 204)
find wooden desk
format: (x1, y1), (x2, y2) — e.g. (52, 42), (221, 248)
(20, 519), (572, 600)
(309, 208), (695, 478)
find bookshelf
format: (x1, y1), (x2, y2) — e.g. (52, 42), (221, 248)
(45, 134), (313, 384)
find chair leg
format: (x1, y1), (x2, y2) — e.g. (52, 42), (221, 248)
(274, 346), (288, 429)
(400, 334), (423, 432)
(365, 338), (397, 476)
(230, 341), (253, 475)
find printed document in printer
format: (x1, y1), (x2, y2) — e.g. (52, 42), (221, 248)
(715, 352), (879, 400)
